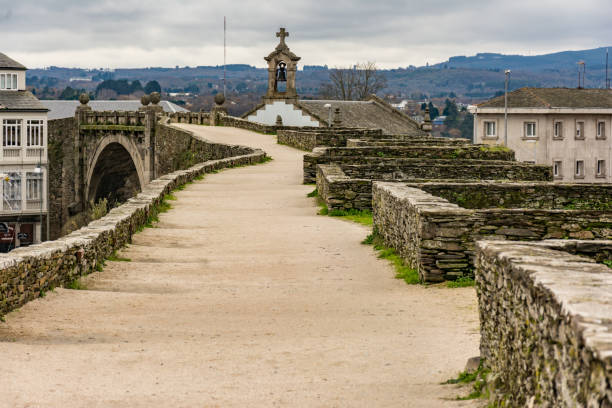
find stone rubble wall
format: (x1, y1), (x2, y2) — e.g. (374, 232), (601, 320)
(0, 139), (265, 318)
(316, 165), (373, 211)
(404, 181), (612, 210)
(476, 240), (612, 407)
(372, 182), (612, 282)
(156, 122), (254, 176)
(277, 128), (383, 151)
(346, 138), (470, 147)
(303, 146), (537, 183)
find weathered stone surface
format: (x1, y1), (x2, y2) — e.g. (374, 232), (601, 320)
(475, 240), (612, 407)
(277, 128), (382, 151)
(372, 182), (612, 282)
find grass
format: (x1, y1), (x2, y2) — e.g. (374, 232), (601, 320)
(315, 197), (373, 226)
(446, 276), (476, 288)
(604, 260), (612, 269)
(445, 361), (490, 401)
(66, 279), (87, 290)
(362, 231), (421, 284)
(307, 188), (318, 198)
(108, 251), (131, 262)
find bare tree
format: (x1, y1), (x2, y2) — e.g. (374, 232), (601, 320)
(318, 62), (387, 100)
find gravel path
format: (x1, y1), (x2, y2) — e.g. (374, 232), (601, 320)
(0, 125), (480, 407)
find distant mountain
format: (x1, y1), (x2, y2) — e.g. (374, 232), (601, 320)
(432, 47), (612, 72)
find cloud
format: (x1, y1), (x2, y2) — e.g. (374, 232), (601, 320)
(2, 0), (611, 68)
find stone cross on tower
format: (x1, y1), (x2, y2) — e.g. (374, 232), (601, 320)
(264, 27), (301, 103)
(276, 28), (289, 48)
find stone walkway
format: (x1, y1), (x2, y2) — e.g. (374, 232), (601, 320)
(0, 125), (480, 407)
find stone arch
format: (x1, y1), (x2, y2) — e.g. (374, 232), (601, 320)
(86, 134), (146, 206)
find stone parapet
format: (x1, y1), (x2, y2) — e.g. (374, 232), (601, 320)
(346, 137), (469, 147)
(0, 140), (266, 317)
(476, 239), (612, 407)
(372, 182), (612, 281)
(277, 128), (383, 151)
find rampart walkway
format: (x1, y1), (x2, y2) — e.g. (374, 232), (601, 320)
(0, 125), (479, 407)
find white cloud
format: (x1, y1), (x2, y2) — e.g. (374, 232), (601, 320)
(1, 0), (611, 68)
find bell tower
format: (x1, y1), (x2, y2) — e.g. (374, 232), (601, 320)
(264, 28), (301, 103)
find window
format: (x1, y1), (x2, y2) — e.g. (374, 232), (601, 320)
(575, 160), (585, 178)
(597, 121), (606, 139)
(553, 121), (563, 139)
(3, 172), (21, 210)
(524, 122), (537, 138)
(0, 73), (18, 90)
(2, 119), (21, 146)
(26, 172), (42, 200)
(553, 161), (563, 178)
(484, 121), (496, 138)
(576, 121), (585, 139)
(597, 160), (606, 177)
(26, 120), (44, 146)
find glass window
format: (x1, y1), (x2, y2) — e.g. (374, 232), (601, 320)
(524, 122), (537, 138)
(576, 121), (585, 139)
(553, 161), (562, 177)
(597, 160), (606, 177)
(554, 121), (563, 138)
(2, 119), (21, 146)
(575, 160), (584, 177)
(0, 74), (4, 89)
(26, 120), (44, 146)
(597, 121), (606, 139)
(12, 74), (17, 89)
(26, 172), (42, 200)
(484, 121), (496, 137)
(3, 172), (21, 210)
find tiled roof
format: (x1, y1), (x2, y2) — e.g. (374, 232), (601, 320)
(41, 100), (189, 120)
(298, 96), (425, 135)
(0, 53), (27, 70)
(0, 91), (47, 111)
(478, 87), (612, 109)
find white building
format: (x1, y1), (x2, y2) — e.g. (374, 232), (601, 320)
(471, 87), (612, 183)
(0, 53), (49, 250)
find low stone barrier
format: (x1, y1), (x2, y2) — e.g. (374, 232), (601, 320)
(303, 146), (536, 183)
(0, 143), (266, 318)
(372, 182), (612, 282)
(476, 239), (612, 406)
(346, 137), (469, 147)
(277, 128), (382, 151)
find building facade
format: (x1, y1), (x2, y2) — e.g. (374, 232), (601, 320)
(0, 53), (49, 250)
(471, 88), (612, 183)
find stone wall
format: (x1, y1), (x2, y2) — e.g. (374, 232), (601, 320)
(316, 165), (373, 211)
(303, 146), (536, 183)
(406, 181), (612, 210)
(372, 182), (612, 282)
(476, 239), (612, 407)
(155, 122), (254, 177)
(48, 117), (79, 239)
(0, 143), (265, 318)
(277, 128), (383, 151)
(346, 138), (470, 147)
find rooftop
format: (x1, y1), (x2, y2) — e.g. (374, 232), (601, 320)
(298, 96), (424, 135)
(41, 100), (189, 120)
(478, 87), (612, 109)
(0, 53), (27, 70)
(0, 91), (48, 111)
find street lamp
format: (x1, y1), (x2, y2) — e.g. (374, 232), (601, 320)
(324, 103), (332, 128)
(504, 69), (511, 146)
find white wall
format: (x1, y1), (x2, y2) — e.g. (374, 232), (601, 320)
(0, 70), (26, 90)
(247, 101), (320, 127)
(475, 111), (612, 183)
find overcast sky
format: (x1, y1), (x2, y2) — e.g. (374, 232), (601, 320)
(1, 0), (611, 69)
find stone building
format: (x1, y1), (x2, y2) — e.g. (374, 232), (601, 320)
(243, 29), (424, 136)
(0, 52), (49, 249)
(471, 87), (612, 183)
